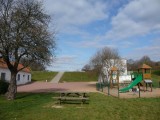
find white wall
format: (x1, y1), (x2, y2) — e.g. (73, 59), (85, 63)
(0, 68), (11, 82)
(99, 59), (131, 83)
(119, 75), (131, 83)
(106, 59), (127, 75)
(16, 71), (31, 85)
(0, 68), (31, 85)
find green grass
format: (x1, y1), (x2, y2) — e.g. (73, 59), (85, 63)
(152, 70), (160, 76)
(31, 70), (159, 87)
(0, 93), (160, 120)
(60, 72), (98, 82)
(152, 70), (160, 88)
(31, 71), (58, 82)
(152, 74), (160, 88)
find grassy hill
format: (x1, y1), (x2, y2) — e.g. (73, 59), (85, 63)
(31, 71), (58, 82)
(59, 71), (98, 82)
(31, 70), (159, 87)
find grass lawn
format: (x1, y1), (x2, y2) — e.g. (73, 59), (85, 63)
(152, 74), (160, 88)
(31, 71), (58, 82)
(0, 93), (160, 120)
(152, 70), (160, 88)
(60, 72), (98, 82)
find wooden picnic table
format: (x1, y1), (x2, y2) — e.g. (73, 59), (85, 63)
(60, 91), (89, 97)
(53, 91), (89, 105)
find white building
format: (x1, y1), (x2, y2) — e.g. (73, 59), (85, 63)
(99, 59), (131, 83)
(0, 59), (31, 85)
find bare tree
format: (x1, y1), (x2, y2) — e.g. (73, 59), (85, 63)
(89, 47), (120, 73)
(127, 56), (155, 71)
(0, 0), (56, 100)
(138, 56), (153, 66)
(82, 64), (91, 71)
(29, 61), (46, 71)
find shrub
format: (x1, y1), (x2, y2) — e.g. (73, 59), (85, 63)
(0, 80), (9, 94)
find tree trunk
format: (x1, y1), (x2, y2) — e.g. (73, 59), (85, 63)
(5, 72), (17, 100)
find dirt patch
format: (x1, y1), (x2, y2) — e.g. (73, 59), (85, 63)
(51, 105), (63, 109)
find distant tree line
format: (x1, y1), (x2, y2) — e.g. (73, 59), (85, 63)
(29, 61), (46, 71)
(82, 47), (160, 73)
(127, 56), (160, 71)
(82, 47), (120, 75)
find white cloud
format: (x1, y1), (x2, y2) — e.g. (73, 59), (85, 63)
(126, 39), (160, 61)
(47, 55), (87, 71)
(106, 0), (160, 40)
(44, 0), (108, 31)
(53, 55), (77, 65)
(43, 0), (160, 71)
(72, 39), (116, 49)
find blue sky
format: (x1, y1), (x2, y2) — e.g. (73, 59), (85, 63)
(43, 0), (160, 71)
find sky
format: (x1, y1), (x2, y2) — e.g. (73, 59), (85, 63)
(43, 0), (160, 71)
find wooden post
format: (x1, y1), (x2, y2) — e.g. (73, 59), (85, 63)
(110, 71), (113, 89)
(138, 83), (140, 98)
(151, 83), (152, 92)
(146, 83), (147, 91)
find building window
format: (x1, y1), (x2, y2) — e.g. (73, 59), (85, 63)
(1, 73), (6, 81)
(28, 75), (30, 81)
(17, 74), (20, 81)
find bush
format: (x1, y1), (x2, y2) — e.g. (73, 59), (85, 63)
(0, 80), (9, 94)
(152, 70), (160, 76)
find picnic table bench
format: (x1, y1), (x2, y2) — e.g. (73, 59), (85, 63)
(53, 92), (89, 105)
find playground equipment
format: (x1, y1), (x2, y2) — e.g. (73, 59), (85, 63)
(119, 73), (143, 93)
(97, 59), (131, 94)
(96, 66), (120, 93)
(138, 64), (153, 92)
(96, 59), (154, 98)
(108, 66), (120, 97)
(119, 64), (153, 94)
(109, 66), (119, 89)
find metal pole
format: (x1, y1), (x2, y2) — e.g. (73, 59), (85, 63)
(118, 71), (119, 98)
(108, 79), (110, 96)
(118, 87), (119, 98)
(118, 82), (119, 98)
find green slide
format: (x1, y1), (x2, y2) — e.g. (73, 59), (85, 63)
(119, 74), (143, 92)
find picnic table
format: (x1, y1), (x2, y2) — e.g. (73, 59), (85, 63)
(53, 91), (89, 105)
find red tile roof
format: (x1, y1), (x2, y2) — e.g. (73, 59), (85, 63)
(138, 64), (152, 69)
(111, 66), (118, 71)
(0, 58), (30, 73)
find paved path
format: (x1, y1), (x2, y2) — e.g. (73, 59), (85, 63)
(50, 72), (64, 83)
(17, 82), (97, 93)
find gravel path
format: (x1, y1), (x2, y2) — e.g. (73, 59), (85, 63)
(50, 72), (64, 83)
(17, 81), (97, 93)
(17, 81), (160, 98)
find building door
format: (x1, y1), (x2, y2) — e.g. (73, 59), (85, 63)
(1, 73), (6, 81)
